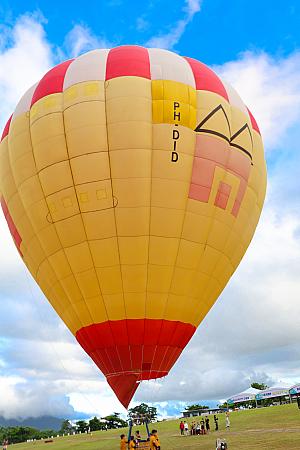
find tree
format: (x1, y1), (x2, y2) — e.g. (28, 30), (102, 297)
(185, 404), (209, 411)
(76, 420), (89, 433)
(218, 402), (229, 409)
(251, 382), (268, 390)
(102, 414), (127, 429)
(128, 403), (157, 423)
(59, 419), (73, 434)
(88, 417), (102, 431)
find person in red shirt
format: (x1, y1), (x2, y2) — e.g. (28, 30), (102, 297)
(179, 421), (184, 435)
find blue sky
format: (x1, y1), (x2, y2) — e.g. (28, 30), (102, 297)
(0, 0), (300, 420)
(1, 0), (299, 63)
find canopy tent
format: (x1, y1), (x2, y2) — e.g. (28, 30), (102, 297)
(227, 388), (260, 405)
(255, 386), (291, 401)
(290, 384), (300, 395)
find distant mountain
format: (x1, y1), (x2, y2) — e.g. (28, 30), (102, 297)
(0, 415), (63, 431)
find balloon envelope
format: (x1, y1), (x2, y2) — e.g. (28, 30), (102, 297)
(0, 46), (266, 408)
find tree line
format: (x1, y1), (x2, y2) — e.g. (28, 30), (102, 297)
(0, 426), (58, 444)
(0, 403), (158, 444)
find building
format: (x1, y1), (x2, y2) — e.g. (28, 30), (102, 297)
(181, 407), (225, 418)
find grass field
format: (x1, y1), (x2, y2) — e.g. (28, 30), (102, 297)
(12, 404), (300, 449)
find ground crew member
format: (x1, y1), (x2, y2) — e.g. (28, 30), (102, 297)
(150, 429), (160, 450)
(120, 434), (127, 450)
(129, 436), (136, 449)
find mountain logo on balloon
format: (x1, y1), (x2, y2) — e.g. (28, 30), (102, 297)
(191, 104), (254, 215)
(195, 104), (253, 161)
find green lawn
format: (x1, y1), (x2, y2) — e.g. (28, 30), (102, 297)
(12, 404), (300, 449)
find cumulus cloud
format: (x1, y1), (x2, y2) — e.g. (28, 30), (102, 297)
(214, 51), (300, 150)
(0, 376), (76, 419)
(215, 50), (300, 217)
(0, 326), (125, 419)
(146, 0), (202, 49)
(64, 24), (113, 58)
(0, 371), (121, 420)
(0, 13), (53, 129)
(0, 15), (114, 130)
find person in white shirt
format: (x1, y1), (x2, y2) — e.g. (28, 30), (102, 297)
(184, 421), (189, 436)
(225, 412), (230, 429)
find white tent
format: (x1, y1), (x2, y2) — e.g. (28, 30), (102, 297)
(227, 387), (260, 405)
(290, 383), (300, 395)
(255, 385), (291, 401)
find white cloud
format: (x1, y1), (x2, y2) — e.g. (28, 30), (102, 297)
(184, 0), (201, 15)
(68, 386), (128, 418)
(0, 213), (24, 276)
(214, 51), (300, 150)
(146, 0), (202, 49)
(64, 24), (113, 58)
(215, 50), (300, 217)
(0, 13), (53, 129)
(0, 375), (75, 419)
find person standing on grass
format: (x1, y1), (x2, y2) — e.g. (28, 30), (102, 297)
(150, 429), (160, 450)
(154, 430), (161, 450)
(184, 421), (189, 436)
(196, 422), (201, 435)
(214, 415), (219, 431)
(179, 420), (185, 435)
(191, 421), (195, 435)
(200, 418), (205, 435)
(225, 412), (230, 430)
(129, 436), (136, 449)
(120, 434), (127, 450)
(205, 417), (210, 434)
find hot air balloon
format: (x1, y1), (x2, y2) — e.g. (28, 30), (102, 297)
(0, 46), (267, 408)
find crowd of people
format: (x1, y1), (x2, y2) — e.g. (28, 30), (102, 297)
(179, 412), (230, 436)
(119, 412), (231, 449)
